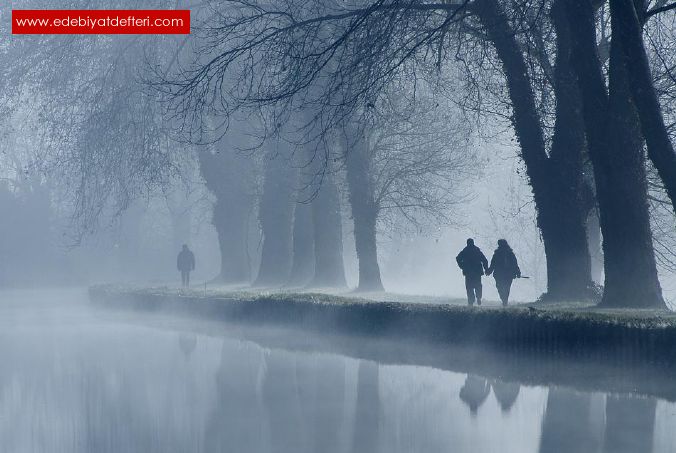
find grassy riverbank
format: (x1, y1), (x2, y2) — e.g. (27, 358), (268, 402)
(89, 284), (676, 364)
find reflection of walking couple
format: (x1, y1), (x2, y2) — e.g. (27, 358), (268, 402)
(456, 238), (521, 306)
(459, 374), (521, 415)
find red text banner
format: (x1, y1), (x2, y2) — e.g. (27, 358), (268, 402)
(12, 10), (190, 34)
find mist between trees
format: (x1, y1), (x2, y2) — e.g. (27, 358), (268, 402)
(1, 0), (675, 307)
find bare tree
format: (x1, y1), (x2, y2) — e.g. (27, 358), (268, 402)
(610, 0), (676, 213)
(335, 81), (474, 291)
(155, 0), (605, 301)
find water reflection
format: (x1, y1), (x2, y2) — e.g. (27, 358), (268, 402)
(459, 375), (490, 415)
(603, 395), (657, 453)
(352, 361), (380, 453)
(0, 289), (675, 453)
(539, 389), (603, 453)
(178, 334), (197, 358)
(204, 342), (265, 452)
(492, 380), (520, 413)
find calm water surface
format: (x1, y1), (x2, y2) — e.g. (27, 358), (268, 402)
(1, 289), (674, 453)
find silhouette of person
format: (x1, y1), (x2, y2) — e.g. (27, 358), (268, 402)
(456, 238), (489, 306)
(177, 244), (195, 287)
(486, 239), (521, 306)
(491, 379), (520, 413)
(459, 374), (490, 416)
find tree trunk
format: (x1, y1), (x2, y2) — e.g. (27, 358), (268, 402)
(602, 33), (663, 307)
(310, 170), (347, 288)
(166, 191), (192, 254)
(213, 197), (252, 283)
(473, 0), (595, 301)
(565, 0), (665, 308)
(539, 216), (593, 300)
(116, 201), (145, 281)
(199, 148), (254, 284)
(288, 197), (315, 286)
(541, 1), (596, 300)
(345, 135), (383, 292)
(610, 0), (676, 213)
(586, 208), (603, 283)
(254, 151), (295, 287)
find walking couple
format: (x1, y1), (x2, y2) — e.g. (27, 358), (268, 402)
(456, 238), (521, 306)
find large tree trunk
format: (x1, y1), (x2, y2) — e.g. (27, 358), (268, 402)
(345, 135), (383, 292)
(291, 144), (347, 288)
(603, 40), (662, 307)
(213, 197), (252, 283)
(473, 0), (595, 301)
(254, 151), (295, 287)
(310, 170), (347, 288)
(565, 0), (665, 308)
(538, 172), (594, 302)
(610, 0), (676, 213)
(288, 196), (315, 286)
(199, 148), (254, 284)
(541, 2), (596, 300)
(587, 208), (603, 283)
(166, 190), (192, 255)
(116, 201), (145, 281)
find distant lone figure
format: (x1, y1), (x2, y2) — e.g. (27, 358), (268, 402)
(177, 244), (195, 288)
(456, 238), (489, 306)
(487, 239), (521, 306)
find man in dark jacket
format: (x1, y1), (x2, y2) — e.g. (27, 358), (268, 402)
(456, 238), (489, 306)
(487, 239), (521, 306)
(177, 244), (196, 288)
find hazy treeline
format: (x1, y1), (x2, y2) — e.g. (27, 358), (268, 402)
(0, 0), (675, 306)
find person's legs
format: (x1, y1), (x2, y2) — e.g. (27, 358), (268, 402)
(185, 271), (190, 288)
(496, 279), (512, 306)
(475, 279), (483, 306)
(496, 281), (507, 305)
(181, 271), (188, 287)
(465, 276), (476, 306)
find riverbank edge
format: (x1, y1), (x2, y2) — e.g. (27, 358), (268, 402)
(89, 285), (676, 363)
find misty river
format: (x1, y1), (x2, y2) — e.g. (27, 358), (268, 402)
(1, 288), (675, 453)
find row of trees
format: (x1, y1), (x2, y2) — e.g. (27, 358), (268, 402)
(1, 0), (675, 306)
(1, 2), (474, 291)
(197, 91), (473, 290)
(152, 0), (676, 307)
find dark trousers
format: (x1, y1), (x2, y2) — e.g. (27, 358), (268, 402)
(496, 278), (513, 305)
(181, 270), (191, 287)
(465, 275), (482, 305)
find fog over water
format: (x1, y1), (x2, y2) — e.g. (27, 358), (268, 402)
(2, 289), (675, 453)
(2, 0), (676, 451)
